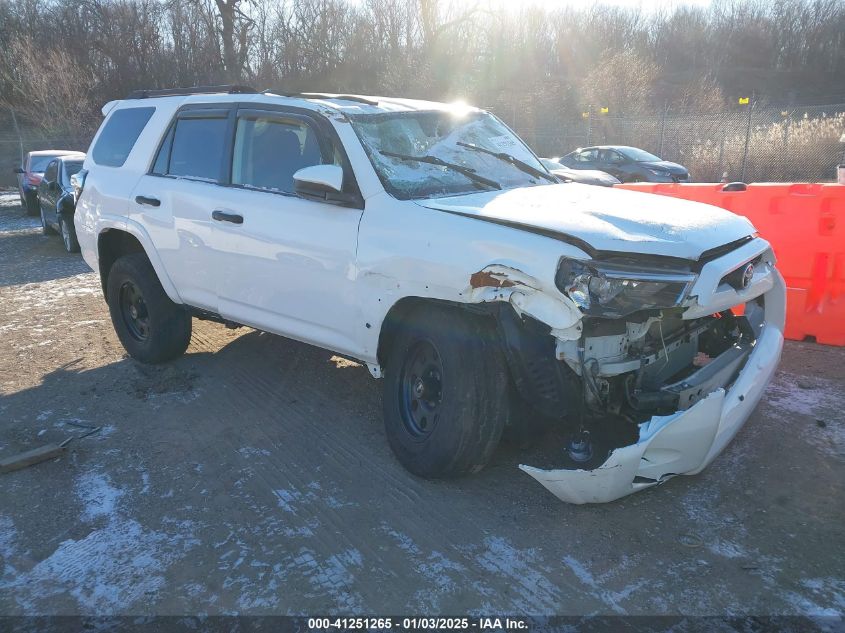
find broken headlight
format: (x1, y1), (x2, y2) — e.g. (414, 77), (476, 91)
(556, 258), (696, 318)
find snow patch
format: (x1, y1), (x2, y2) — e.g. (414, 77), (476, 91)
(75, 472), (124, 522)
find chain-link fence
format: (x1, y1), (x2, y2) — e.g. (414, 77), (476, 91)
(0, 107), (91, 188)
(3, 101), (845, 187)
(493, 100), (845, 183)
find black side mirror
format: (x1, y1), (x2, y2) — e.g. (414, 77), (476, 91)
(13, 167), (24, 174)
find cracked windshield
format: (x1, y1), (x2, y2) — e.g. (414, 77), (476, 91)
(350, 110), (553, 200)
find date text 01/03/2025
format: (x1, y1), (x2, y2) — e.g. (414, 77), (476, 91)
(307, 617), (528, 630)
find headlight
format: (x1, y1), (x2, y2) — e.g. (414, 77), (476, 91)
(647, 168), (669, 176)
(556, 258), (696, 318)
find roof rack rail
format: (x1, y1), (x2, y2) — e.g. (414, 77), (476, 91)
(268, 91), (379, 106)
(126, 85), (258, 99)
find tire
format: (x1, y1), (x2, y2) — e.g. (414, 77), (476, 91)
(25, 191), (39, 216)
(106, 253), (192, 364)
(382, 304), (507, 478)
(501, 381), (560, 448)
(59, 214), (80, 253)
(40, 204), (56, 235)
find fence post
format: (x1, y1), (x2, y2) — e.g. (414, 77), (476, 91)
(9, 107), (24, 166)
(658, 101), (668, 157)
(740, 97), (754, 182)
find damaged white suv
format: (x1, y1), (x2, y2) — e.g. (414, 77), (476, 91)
(75, 86), (785, 504)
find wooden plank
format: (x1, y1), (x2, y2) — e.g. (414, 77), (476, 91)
(0, 444), (67, 474)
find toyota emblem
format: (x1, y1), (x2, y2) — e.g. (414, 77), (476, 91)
(741, 263), (754, 289)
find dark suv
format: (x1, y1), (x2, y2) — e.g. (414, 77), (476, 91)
(559, 146), (690, 183)
(37, 154), (85, 252)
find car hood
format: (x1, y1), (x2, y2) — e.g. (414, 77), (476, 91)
(640, 160), (687, 174)
(414, 183), (756, 259)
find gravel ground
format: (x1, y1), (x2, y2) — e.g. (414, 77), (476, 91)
(0, 191), (843, 619)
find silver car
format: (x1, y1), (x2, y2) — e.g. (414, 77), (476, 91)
(540, 158), (620, 187)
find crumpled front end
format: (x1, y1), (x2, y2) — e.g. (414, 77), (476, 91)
(518, 237), (786, 504)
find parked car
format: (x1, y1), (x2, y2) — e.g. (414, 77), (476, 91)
(14, 150), (85, 215)
(36, 154), (86, 252)
(540, 158), (620, 186)
(558, 146), (690, 183)
(75, 86), (785, 504)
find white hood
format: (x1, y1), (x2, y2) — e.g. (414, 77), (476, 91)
(415, 183), (755, 259)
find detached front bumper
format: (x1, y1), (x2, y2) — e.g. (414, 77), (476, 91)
(520, 261), (786, 505)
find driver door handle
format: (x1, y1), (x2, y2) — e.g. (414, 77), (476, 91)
(135, 195), (160, 207)
(212, 210), (243, 225)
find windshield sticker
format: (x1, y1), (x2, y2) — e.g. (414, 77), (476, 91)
(487, 135), (534, 160)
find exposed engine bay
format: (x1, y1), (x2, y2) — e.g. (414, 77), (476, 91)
(515, 263), (784, 504)
(563, 301), (762, 419)
(548, 298), (764, 466)
(466, 236), (785, 503)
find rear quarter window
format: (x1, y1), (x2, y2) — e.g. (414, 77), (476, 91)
(92, 107), (155, 167)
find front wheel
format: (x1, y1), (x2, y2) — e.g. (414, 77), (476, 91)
(106, 253), (192, 364)
(382, 305), (508, 478)
(40, 205), (56, 235)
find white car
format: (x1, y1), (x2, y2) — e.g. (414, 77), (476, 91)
(75, 86), (785, 504)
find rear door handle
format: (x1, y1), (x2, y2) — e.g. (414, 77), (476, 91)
(212, 210), (243, 225)
(135, 195), (160, 207)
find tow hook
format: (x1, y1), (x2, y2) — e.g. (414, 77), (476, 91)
(567, 430), (594, 463)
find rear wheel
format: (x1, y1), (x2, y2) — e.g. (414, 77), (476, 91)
(59, 214), (80, 253)
(106, 253), (192, 364)
(383, 305), (507, 478)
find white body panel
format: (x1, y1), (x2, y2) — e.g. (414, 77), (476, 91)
(205, 186), (364, 358)
(416, 183), (756, 259)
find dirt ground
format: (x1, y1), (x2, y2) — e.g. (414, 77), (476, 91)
(0, 191), (843, 618)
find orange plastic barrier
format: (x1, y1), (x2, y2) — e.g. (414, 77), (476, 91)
(616, 183), (845, 346)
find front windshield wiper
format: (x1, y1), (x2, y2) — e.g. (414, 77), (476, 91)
(380, 150), (502, 191)
(456, 142), (558, 183)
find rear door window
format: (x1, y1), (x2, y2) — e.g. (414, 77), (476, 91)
(159, 115), (229, 182)
(92, 107), (155, 167)
(44, 160), (58, 183)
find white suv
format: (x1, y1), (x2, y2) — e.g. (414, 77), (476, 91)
(75, 86), (785, 504)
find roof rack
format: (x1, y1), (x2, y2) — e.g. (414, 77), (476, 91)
(125, 85), (258, 99)
(268, 91), (379, 106)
